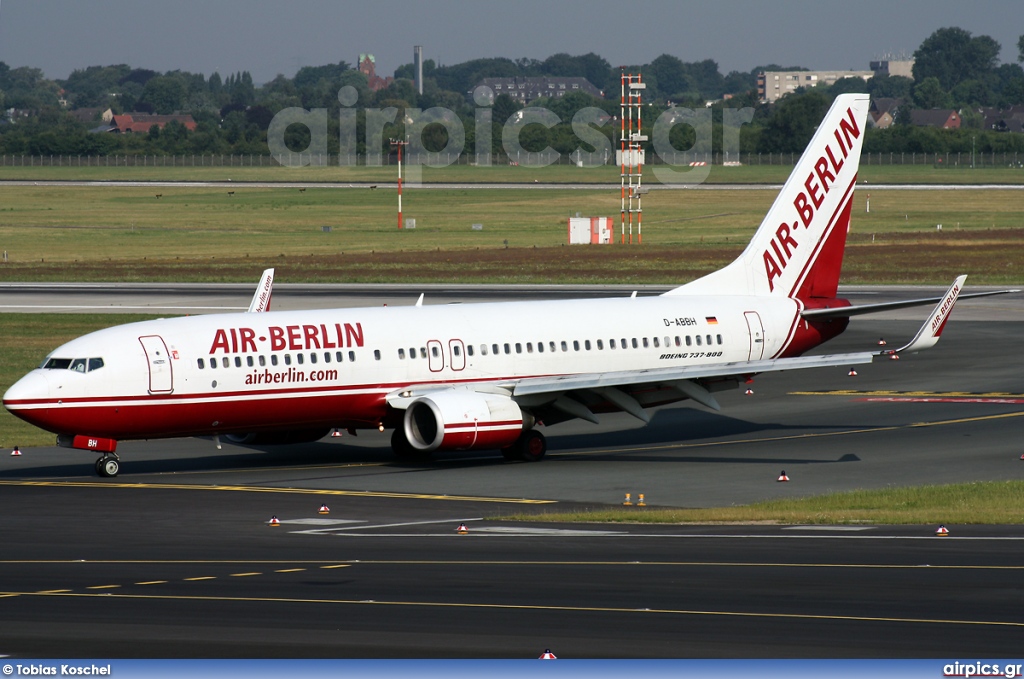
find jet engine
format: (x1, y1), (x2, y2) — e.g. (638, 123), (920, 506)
(403, 388), (531, 452)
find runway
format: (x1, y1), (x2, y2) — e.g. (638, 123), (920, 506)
(1, 288), (1022, 656)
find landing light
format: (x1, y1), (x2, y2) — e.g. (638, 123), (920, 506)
(400, 390), (412, 398)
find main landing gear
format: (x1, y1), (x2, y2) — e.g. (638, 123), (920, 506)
(94, 454), (120, 478)
(501, 430), (547, 462)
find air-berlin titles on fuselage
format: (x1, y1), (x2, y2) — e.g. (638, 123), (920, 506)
(763, 106), (861, 292)
(209, 323), (365, 354)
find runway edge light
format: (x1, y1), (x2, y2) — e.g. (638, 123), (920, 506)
(319, 504), (330, 515)
(11, 445), (21, 457)
(456, 523), (468, 534)
(269, 516), (281, 527)
(935, 525), (949, 536)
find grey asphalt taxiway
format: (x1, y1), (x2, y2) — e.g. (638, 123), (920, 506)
(1, 286), (1023, 657)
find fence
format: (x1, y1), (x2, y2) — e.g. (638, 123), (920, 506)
(1, 151), (1021, 168)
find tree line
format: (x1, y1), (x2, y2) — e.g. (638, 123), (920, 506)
(0, 27), (1021, 160)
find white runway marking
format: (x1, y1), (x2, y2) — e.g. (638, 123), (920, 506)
(783, 526), (877, 531)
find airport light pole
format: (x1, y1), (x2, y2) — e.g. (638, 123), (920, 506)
(390, 138), (409, 229)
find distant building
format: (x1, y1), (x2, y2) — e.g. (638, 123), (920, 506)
(979, 105), (1024, 133)
(100, 113), (198, 134)
(870, 59), (915, 79)
(70, 108), (113, 125)
(358, 54), (394, 92)
(868, 98), (904, 129)
(471, 76), (602, 104)
(757, 69), (874, 103)
(909, 109), (961, 129)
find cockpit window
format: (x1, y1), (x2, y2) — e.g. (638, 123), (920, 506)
(42, 357), (105, 372)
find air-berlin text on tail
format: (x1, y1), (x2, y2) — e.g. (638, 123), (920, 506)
(931, 282), (960, 332)
(763, 106), (861, 291)
(209, 323), (365, 354)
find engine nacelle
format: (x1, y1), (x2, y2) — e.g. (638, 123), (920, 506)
(404, 389), (529, 452)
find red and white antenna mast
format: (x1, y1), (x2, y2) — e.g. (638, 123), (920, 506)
(390, 138), (409, 229)
(619, 69), (646, 244)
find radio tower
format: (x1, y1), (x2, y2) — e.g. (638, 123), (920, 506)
(620, 70), (645, 244)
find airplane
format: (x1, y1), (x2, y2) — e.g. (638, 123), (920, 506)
(3, 93), (1016, 477)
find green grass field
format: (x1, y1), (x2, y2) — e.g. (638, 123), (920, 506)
(502, 480), (1024, 525)
(0, 160), (1022, 184)
(0, 183), (1021, 284)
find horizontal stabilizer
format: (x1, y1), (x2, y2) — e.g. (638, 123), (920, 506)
(803, 286), (1019, 320)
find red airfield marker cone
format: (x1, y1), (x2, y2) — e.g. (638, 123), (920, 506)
(11, 446), (21, 457)
(268, 516), (281, 527)
(777, 471), (789, 482)
(744, 388), (754, 395)
(935, 525), (949, 536)
(456, 523), (469, 534)
(330, 429), (342, 438)
(318, 504), (330, 515)
(877, 338), (887, 346)
(848, 368), (858, 377)
(539, 649), (557, 660)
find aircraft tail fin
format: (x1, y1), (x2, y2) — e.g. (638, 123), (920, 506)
(666, 93), (870, 302)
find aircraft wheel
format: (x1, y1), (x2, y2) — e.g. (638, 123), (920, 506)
(94, 457), (105, 475)
(516, 430), (547, 462)
(97, 455), (120, 478)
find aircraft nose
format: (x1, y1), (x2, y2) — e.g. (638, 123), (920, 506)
(3, 370), (51, 408)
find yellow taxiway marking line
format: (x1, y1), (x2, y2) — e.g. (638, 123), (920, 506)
(135, 580), (168, 586)
(555, 410), (1024, 458)
(319, 564), (351, 570)
(35, 589), (72, 594)
(183, 576), (216, 582)
(86, 584), (120, 590)
(0, 480), (554, 504)
(274, 568), (306, 573)
(229, 572), (261, 577)
(792, 390), (1024, 398)
(6, 590), (1021, 629)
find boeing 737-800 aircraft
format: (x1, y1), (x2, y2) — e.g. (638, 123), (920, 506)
(3, 94), (1010, 476)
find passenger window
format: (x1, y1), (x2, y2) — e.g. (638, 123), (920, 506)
(234, 356), (242, 367)
(537, 342), (544, 353)
(584, 340), (591, 350)
(431, 346), (440, 358)
(323, 352), (330, 363)
(560, 341), (568, 352)
(621, 338), (627, 348)
(310, 353), (317, 364)
(88, 358), (104, 372)
(504, 343), (511, 354)
(271, 355), (279, 366)
(515, 343), (522, 354)
(198, 358), (205, 369)
(597, 339), (604, 350)
(349, 351), (356, 362)
(549, 341), (556, 352)
(686, 336), (692, 347)
(492, 344), (499, 355)
(631, 338), (638, 349)
(210, 358), (217, 369)
(259, 355), (266, 367)
(526, 343), (533, 353)
(296, 354), (304, 365)
(246, 356), (254, 367)
(222, 357), (230, 368)
(610, 339), (616, 349)
(573, 340), (580, 351)
(653, 338), (660, 348)
(374, 350), (381, 361)
(707, 334), (713, 345)
(399, 348), (406, 359)
(675, 336), (681, 347)
(642, 338), (649, 348)
(454, 345), (462, 357)
(717, 334), (723, 345)
(467, 345), (474, 356)
(336, 351), (344, 362)
(665, 336), (671, 347)
(420, 348), (427, 359)
(696, 336), (702, 346)
(480, 345), (488, 356)
(284, 354), (291, 366)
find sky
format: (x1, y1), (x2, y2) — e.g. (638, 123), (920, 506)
(0, 0), (1021, 84)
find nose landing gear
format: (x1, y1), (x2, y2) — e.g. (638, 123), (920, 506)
(95, 454), (120, 477)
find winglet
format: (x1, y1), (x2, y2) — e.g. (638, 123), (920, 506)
(247, 268), (274, 313)
(890, 275), (966, 354)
